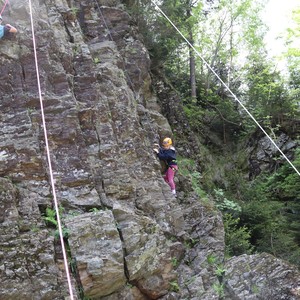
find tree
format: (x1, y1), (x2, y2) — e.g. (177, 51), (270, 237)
(237, 146), (300, 266)
(284, 8), (300, 129)
(244, 56), (290, 126)
(192, 0), (266, 96)
(155, 0), (203, 100)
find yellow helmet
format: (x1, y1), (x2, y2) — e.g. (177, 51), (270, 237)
(162, 137), (172, 147)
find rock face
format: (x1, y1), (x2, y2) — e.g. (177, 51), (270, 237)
(0, 1), (299, 300)
(248, 132), (297, 179)
(0, 178), (64, 300)
(225, 253), (300, 300)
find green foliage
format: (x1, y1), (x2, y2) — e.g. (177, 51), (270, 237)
(171, 257), (179, 268)
(43, 207), (58, 227)
(212, 282), (224, 298)
(177, 156), (209, 200)
(177, 157), (195, 177)
(54, 227), (69, 240)
(30, 225), (40, 233)
(43, 206), (69, 240)
(244, 56), (297, 128)
(93, 57), (101, 64)
(238, 151), (300, 266)
(206, 253), (218, 265)
(184, 237), (199, 250)
(206, 254), (226, 280)
(183, 104), (205, 132)
(126, 282), (133, 288)
(126, 0), (300, 269)
(263, 149), (300, 199)
(70, 6), (79, 16)
(89, 207), (100, 214)
(169, 280), (180, 292)
(69, 258), (77, 274)
(213, 189), (241, 215)
(223, 213), (254, 257)
(214, 264), (226, 278)
(126, 0), (191, 68)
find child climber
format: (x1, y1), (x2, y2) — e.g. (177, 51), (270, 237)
(153, 137), (178, 196)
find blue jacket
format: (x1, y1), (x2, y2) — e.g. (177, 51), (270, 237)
(157, 146), (177, 166)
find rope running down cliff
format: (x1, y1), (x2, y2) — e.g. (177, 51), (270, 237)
(94, 0), (159, 144)
(28, 1), (75, 299)
(151, 0), (300, 177)
(0, 0), (9, 16)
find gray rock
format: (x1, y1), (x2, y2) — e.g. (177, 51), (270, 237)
(0, 0), (299, 300)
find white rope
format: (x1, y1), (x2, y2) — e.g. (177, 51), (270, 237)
(151, 0), (300, 176)
(28, 1), (75, 298)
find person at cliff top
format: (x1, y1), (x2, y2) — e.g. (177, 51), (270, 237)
(0, 16), (17, 39)
(153, 137), (178, 196)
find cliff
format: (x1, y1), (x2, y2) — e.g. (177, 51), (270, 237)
(0, 1), (299, 299)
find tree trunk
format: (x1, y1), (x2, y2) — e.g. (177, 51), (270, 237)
(187, 8), (197, 101)
(189, 34), (197, 100)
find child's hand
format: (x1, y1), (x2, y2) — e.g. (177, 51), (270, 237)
(153, 148), (159, 154)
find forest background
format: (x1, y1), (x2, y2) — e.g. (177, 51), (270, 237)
(125, 0), (300, 267)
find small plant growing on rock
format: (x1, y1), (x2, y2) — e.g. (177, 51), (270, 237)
(184, 237), (199, 249)
(89, 207), (100, 214)
(70, 6), (79, 17)
(213, 282), (224, 298)
(251, 284), (260, 294)
(169, 280), (180, 292)
(215, 264), (226, 278)
(30, 224), (40, 233)
(43, 206), (68, 240)
(43, 207), (58, 227)
(171, 257), (179, 268)
(207, 253), (217, 265)
(54, 227), (69, 240)
(126, 282), (133, 288)
(93, 57), (101, 64)
(207, 254), (226, 288)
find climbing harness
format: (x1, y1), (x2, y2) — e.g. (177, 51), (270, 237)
(170, 166), (177, 172)
(170, 159), (177, 165)
(151, 0), (300, 177)
(28, 0), (75, 299)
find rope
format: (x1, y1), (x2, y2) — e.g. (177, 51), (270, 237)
(151, 0), (300, 177)
(28, 1), (75, 299)
(0, 0), (9, 16)
(93, 0), (159, 143)
(93, 0), (113, 42)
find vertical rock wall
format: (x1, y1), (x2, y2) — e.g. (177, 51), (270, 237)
(0, 0), (224, 299)
(0, 1), (299, 300)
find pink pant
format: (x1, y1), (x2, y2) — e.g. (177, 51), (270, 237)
(163, 165), (178, 191)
